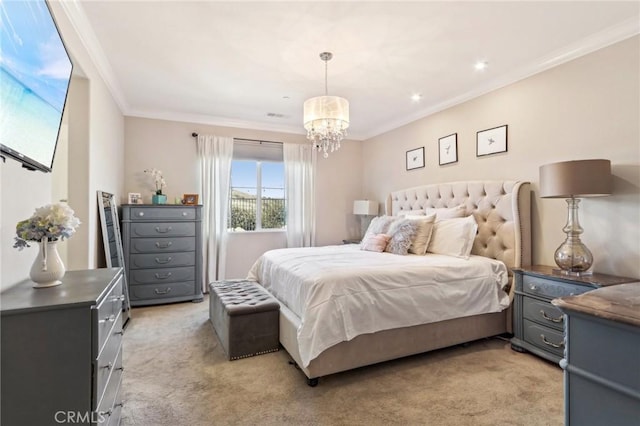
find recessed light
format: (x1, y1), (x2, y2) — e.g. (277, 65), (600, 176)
(474, 61), (488, 71)
(282, 95), (290, 99)
(411, 93), (422, 102)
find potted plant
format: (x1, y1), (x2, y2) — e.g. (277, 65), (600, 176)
(145, 168), (167, 204)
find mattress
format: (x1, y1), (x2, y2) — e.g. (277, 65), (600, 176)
(248, 244), (509, 367)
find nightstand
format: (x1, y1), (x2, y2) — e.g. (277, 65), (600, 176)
(510, 265), (635, 364)
(342, 239), (361, 244)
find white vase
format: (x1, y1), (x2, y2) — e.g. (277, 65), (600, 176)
(30, 240), (65, 288)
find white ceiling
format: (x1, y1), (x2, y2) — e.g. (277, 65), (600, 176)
(64, 1), (639, 140)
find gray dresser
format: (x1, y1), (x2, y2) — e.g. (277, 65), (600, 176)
(511, 265), (635, 364)
(122, 204), (203, 306)
(1, 268), (125, 426)
(553, 282), (640, 426)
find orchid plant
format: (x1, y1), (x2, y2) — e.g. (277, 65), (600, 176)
(144, 168), (166, 195)
(14, 203), (81, 250)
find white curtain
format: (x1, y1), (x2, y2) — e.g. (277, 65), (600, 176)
(284, 143), (316, 247)
(197, 135), (234, 290)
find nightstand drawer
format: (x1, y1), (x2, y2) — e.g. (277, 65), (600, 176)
(129, 252), (195, 269)
(131, 222), (195, 238)
(130, 266), (195, 285)
(129, 206), (196, 220)
(523, 275), (591, 299)
(523, 319), (565, 358)
(130, 237), (196, 253)
(523, 297), (565, 331)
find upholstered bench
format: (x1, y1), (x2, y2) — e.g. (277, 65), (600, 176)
(208, 280), (280, 360)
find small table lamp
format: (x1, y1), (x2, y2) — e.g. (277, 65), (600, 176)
(539, 159), (611, 275)
(353, 200), (378, 238)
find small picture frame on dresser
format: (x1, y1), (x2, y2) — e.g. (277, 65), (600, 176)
(127, 192), (142, 204)
(182, 194), (199, 205)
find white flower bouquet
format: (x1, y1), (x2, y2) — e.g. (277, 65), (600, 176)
(145, 168), (166, 195)
(13, 203), (81, 250)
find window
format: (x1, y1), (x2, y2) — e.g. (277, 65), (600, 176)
(229, 141), (285, 231)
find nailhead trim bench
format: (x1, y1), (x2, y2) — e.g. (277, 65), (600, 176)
(209, 280), (279, 360)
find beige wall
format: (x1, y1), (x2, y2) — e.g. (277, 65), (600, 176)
(362, 36), (640, 279)
(0, 4), (125, 290)
(124, 117), (363, 278)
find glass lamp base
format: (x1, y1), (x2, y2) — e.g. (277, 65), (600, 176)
(552, 268), (593, 277)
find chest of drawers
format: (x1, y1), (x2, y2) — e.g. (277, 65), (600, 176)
(1, 268), (124, 425)
(122, 205), (203, 306)
(511, 265), (635, 364)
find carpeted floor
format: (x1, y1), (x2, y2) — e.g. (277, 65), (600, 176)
(121, 297), (563, 426)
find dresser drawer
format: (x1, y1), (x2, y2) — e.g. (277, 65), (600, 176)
(130, 266), (195, 285)
(523, 319), (565, 358)
(96, 352), (123, 426)
(130, 236), (196, 254)
(130, 222), (195, 238)
(523, 275), (591, 300)
(129, 206), (197, 221)
(523, 297), (565, 331)
(129, 252), (195, 269)
(130, 281), (196, 301)
(95, 277), (124, 354)
(95, 329), (123, 411)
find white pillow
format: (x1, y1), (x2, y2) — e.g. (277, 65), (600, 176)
(362, 215), (396, 240)
(425, 204), (467, 221)
(404, 213), (436, 255)
(427, 215), (478, 259)
(397, 209), (425, 217)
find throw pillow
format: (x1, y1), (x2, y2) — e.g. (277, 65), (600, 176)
(425, 204), (467, 221)
(404, 213), (436, 255)
(360, 233), (391, 253)
(385, 218), (419, 255)
(362, 215), (396, 240)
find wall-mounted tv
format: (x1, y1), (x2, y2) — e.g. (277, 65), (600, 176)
(1, 0), (73, 172)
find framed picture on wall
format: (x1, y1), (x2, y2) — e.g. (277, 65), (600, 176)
(438, 133), (458, 165)
(406, 147), (425, 170)
(477, 125), (508, 156)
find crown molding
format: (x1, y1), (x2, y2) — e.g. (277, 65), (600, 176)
(360, 17), (640, 141)
(57, 0), (129, 113)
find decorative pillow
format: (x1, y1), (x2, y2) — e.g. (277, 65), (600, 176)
(397, 209), (425, 217)
(404, 214), (436, 255)
(360, 233), (391, 253)
(425, 204), (467, 221)
(362, 215), (396, 240)
(427, 215), (478, 259)
(385, 218), (419, 255)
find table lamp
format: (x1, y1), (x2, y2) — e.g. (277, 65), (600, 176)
(353, 200), (378, 238)
(539, 159), (611, 275)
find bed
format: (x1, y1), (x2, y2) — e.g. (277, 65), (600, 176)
(249, 180), (531, 385)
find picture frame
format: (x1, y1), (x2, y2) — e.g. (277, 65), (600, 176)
(406, 147), (425, 171)
(127, 192), (142, 204)
(182, 194), (199, 205)
(438, 133), (458, 165)
(476, 125), (508, 157)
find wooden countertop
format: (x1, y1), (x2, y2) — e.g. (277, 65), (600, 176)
(552, 282), (640, 327)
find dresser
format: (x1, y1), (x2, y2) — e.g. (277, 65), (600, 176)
(553, 282), (640, 426)
(1, 268), (124, 426)
(122, 204), (203, 306)
(510, 265), (635, 364)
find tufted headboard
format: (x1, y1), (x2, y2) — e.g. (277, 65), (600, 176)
(385, 181), (531, 272)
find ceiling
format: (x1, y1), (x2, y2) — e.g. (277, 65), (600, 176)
(64, 1), (639, 141)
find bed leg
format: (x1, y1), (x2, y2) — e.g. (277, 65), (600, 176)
(307, 377), (319, 387)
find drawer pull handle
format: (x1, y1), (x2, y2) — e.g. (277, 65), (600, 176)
(540, 334), (564, 349)
(110, 294), (125, 303)
(155, 241), (173, 248)
(540, 310), (563, 323)
(528, 284), (538, 292)
(155, 272), (173, 279)
(155, 226), (173, 233)
(114, 330), (124, 336)
(103, 362), (113, 371)
(155, 257), (172, 264)
(154, 287), (172, 295)
(99, 409), (113, 418)
(117, 366), (125, 372)
(99, 314), (116, 324)
(115, 401), (124, 408)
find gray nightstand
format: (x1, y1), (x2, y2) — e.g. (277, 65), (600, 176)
(342, 239), (361, 245)
(510, 265), (635, 364)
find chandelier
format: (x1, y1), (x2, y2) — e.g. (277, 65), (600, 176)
(303, 52), (350, 158)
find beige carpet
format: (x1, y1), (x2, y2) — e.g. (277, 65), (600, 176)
(121, 297), (563, 426)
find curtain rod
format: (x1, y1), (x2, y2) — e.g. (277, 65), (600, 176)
(191, 133), (282, 145)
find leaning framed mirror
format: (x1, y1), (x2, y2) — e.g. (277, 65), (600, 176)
(97, 190), (132, 326)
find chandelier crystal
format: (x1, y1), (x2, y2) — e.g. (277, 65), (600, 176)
(303, 52), (349, 158)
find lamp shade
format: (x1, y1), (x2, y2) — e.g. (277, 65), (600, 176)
(539, 159), (611, 198)
(303, 96), (350, 131)
(353, 200), (378, 215)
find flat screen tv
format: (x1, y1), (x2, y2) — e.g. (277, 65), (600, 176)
(1, 0), (73, 172)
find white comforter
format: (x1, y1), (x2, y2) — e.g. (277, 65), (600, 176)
(248, 244), (509, 367)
